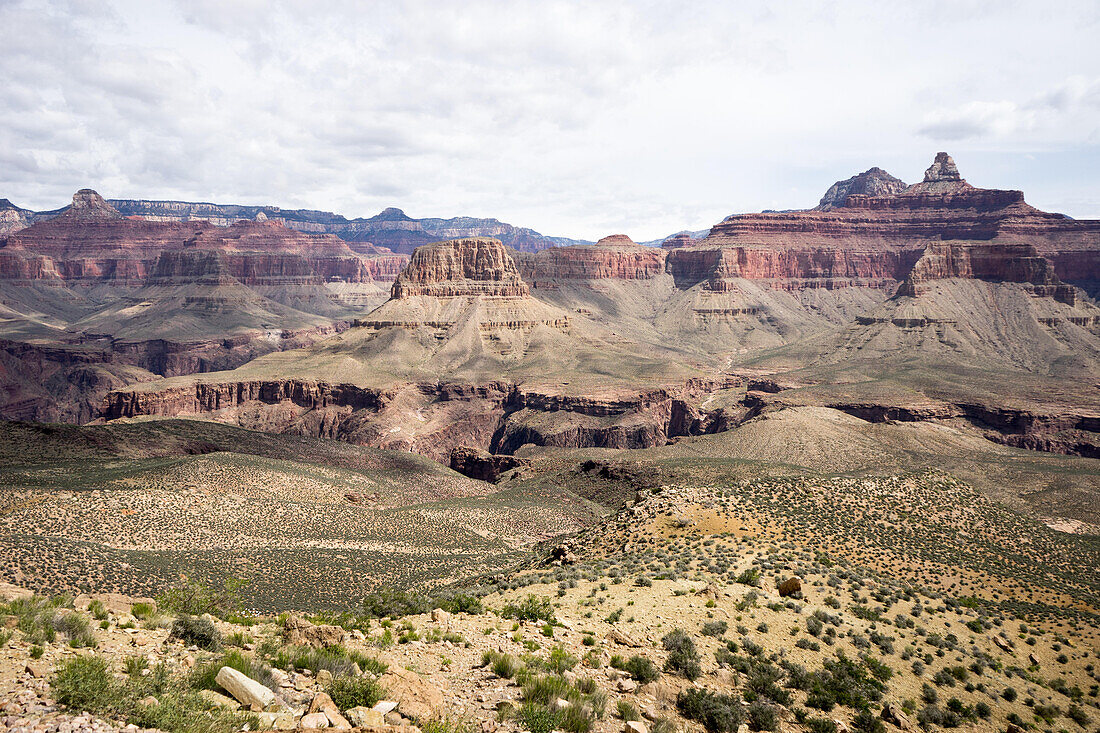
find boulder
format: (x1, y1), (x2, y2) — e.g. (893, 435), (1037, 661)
(198, 689), (240, 709)
(379, 665), (444, 722)
(431, 608), (452, 624)
(284, 614), (349, 648)
(625, 722), (648, 733)
(0, 583), (33, 603)
(881, 702), (913, 731)
(606, 628), (643, 648)
(346, 706), (386, 727)
(777, 578), (802, 597)
(373, 700), (399, 715)
(300, 711), (330, 729)
(257, 711), (296, 730)
(215, 666), (276, 710)
(24, 662), (48, 678)
(309, 692), (351, 729)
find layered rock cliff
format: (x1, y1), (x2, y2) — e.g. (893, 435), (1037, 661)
(516, 235), (668, 285)
(816, 167), (907, 209)
(390, 237), (530, 298)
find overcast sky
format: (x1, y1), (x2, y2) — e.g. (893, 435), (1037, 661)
(2, 0), (1098, 240)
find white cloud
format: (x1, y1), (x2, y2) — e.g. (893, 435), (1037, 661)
(0, 0), (1098, 239)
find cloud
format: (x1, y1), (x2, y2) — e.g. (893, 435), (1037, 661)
(1, 0), (1099, 239)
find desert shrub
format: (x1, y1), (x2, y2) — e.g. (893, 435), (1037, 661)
(852, 709), (885, 733)
(157, 577), (246, 618)
(798, 653), (886, 712)
(189, 649), (275, 693)
(931, 669), (956, 687)
(677, 688), (744, 733)
(483, 651), (520, 679)
(500, 596), (555, 623)
(326, 675), (386, 711)
(88, 600), (108, 620)
(805, 717), (838, 733)
(268, 644), (386, 677)
(1033, 703), (1060, 724)
(736, 568), (761, 587)
(51, 656), (118, 713)
(548, 646), (578, 673)
(170, 615), (221, 651)
(6, 596), (96, 648)
(422, 717), (474, 733)
(617, 700), (640, 720)
(360, 587), (430, 618)
(747, 700), (780, 731)
(123, 656), (148, 677)
(702, 620), (729, 637)
(130, 602), (155, 620)
(663, 629), (702, 680)
(53, 610), (97, 648)
(624, 655), (660, 683)
(518, 701), (557, 733)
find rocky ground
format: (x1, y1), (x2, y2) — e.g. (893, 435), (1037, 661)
(1, 472), (1098, 733)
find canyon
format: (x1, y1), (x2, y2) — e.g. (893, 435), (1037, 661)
(3, 153), (1100, 466)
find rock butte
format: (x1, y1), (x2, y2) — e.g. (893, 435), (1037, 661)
(4, 153), (1100, 463)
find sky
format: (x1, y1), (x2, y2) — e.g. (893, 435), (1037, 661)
(1, 0), (1099, 241)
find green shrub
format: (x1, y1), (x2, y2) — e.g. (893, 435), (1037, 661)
(702, 621), (729, 637)
(326, 675), (386, 712)
(51, 655), (118, 713)
(267, 644), (385, 677)
(617, 700), (639, 721)
(662, 629), (702, 681)
(157, 577), (246, 618)
(422, 717), (475, 733)
(189, 649), (275, 693)
(170, 615), (221, 651)
(797, 653), (886, 712)
(130, 602), (155, 620)
(747, 700), (780, 731)
(88, 600), (108, 620)
(736, 568), (761, 587)
(484, 651), (520, 679)
(501, 596), (556, 623)
(852, 709), (885, 733)
(677, 688), (744, 733)
(806, 717), (838, 733)
(30, 644), (44, 659)
(548, 646), (578, 673)
(624, 655), (660, 684)
(518, 701), (557, 733)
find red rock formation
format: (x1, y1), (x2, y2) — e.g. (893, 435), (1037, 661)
(898, 242), (1075, 303)
(816, 167), (907, 209)
(661, 232), (695, 249)
(677, 153), (1099, 293)
(516, 235), (667, 285)
(0, 191), (408, 288)
(390, 237), (530, 298)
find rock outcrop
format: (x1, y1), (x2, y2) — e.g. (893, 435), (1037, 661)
(390, 237), (530, 298)
(516, 235), (668, 285)
(816, 167), (907, 209)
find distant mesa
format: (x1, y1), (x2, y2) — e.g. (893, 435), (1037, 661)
(594, 234), (638, 248)
(391, 236), (530, 299)
(661, 232), (696, 249)
(59, 188), (122, 220)
(816, 167), (907, 210)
